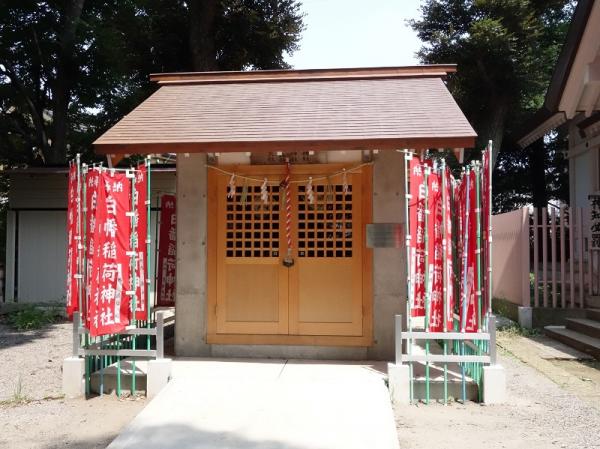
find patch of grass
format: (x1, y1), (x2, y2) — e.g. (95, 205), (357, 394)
(498, 323), (541, 339)
(0, 376), (31, 406)
(6, 305), (62, 331)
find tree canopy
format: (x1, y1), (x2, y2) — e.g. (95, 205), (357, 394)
(0, 0), (304, 166)
(411, 0), (574, 211)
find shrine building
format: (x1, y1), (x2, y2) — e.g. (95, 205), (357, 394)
(93, 66), (476, 360)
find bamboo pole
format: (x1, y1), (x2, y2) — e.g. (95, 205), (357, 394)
(542, 207), (548, 307)
(551, 207), (557, 308)
(487, 141), (493, 319)
(423, 165), (431, 405)
(403, 152), (414, 404)
(460, 168), (470, 403)
(560, 205), (566, 308)
(130, 168), (137, 395)
(533, 210), (539, 307)
(474, 162), (483, 402)
(441, 161), (449, 405)
(146, 157), (152, 350)
(578, 207), (584, 308)
(570, 208), (575, 307)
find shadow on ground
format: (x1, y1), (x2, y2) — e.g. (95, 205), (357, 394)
(40, 424), (325, 449)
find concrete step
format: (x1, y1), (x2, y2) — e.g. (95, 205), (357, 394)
(544, 326), (600, 359)
(566, 318), (600, 339)
(89, 359), (148, 395)
(586, 308), (600, 321)
(587, 296), (600, 308)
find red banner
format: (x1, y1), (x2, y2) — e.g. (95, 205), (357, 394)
(408, 157), (426, 317)
(460, 170), (479, 332)
(443, 168), (455, 330)
(88, 172), (131, 337)
(84, 168), (102, 326)
(482, 149), (491, 316)
(66, 164), (80, 318)
(133, 165), (148, 320)
(156, 194), (176, 306)
(427, 169), (444, 331)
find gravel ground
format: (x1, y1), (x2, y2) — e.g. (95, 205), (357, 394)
(0, 317), (146, 449)
(0, 321), (71, 401)
(395, 348), (600, 449)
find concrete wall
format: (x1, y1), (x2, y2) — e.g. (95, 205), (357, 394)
(173, 151), (407, 361)
(174, 154), (210, 356)
(491, 208), (530, 307)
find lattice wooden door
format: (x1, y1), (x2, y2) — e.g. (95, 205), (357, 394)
(211, 164), (367, 339)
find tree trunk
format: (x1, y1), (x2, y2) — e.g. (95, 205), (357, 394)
(188, 0), (219, 72)
(529, 138), (547, 209)
(478, 95), (509, 167)
(49, 0), (85, 165)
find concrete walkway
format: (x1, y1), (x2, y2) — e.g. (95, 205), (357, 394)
(107, 359), (400, 449)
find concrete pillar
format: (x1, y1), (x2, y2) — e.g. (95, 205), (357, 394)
(387, 363), (410, 405)
(482, 364), (506, 404)
(175, 154), (210, 356)
(368, 151), (406, 360)
(62, 356), (85, 398)
(147, 359), (172, 398)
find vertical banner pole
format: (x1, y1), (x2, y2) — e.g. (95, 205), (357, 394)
(403, 151), (414, 404)
(81, 163), (90, 397)
(475, 161), (483, 401)
(146, 156), (152, 349)
(487, 141), (493, 319)
(441, 160), (449, 405)
(423, 165), (430, 405)
(130, 168), (137, 395)
(460, 168), (471, 403)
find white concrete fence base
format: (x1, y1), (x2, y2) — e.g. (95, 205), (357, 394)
(147, 358), (172, 398)
(62, 356), (85, 398)
(387, 363), (410, 405)
(482, 364), (506, 404)
(387, 362), (506, 405)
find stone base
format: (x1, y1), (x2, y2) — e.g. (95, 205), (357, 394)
(62, 356), (85, 398)
(482, 364), (506, 404)
(387, 363), (410, 405)
(147, 358), (172, 398)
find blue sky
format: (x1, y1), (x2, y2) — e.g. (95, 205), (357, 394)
(285, 0), (423, 69)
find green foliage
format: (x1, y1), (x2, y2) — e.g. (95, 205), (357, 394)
(6, 305), (62, 330)
(411, 0), (574, 211)
(0, 1), (304, 166)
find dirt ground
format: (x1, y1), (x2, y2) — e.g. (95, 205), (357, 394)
(2, 316), (600, 449)
(0, 319), (146, 449)
(395, 332), (600, 449)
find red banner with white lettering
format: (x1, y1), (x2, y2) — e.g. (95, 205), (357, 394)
(460, 170), (479, 332)
(66, 164), (80, 318)
(156, 194), (176, 306)
(443, 168), (455, 330)
(84, 168), (102, 326)
(408, 157), (426, 317)
(133, 165), (148, 320)
(88, 172), (131, 337)
(427, 170), (444, 331)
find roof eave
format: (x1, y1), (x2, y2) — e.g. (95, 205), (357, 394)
(94, 136), (477, 155)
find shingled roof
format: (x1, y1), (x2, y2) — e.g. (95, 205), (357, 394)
(94, 65), (476, 154)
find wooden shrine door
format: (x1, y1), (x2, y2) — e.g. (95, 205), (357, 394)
(207, 164), (372, 345)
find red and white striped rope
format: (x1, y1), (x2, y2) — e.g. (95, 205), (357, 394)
(284, 160), (292, 256)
